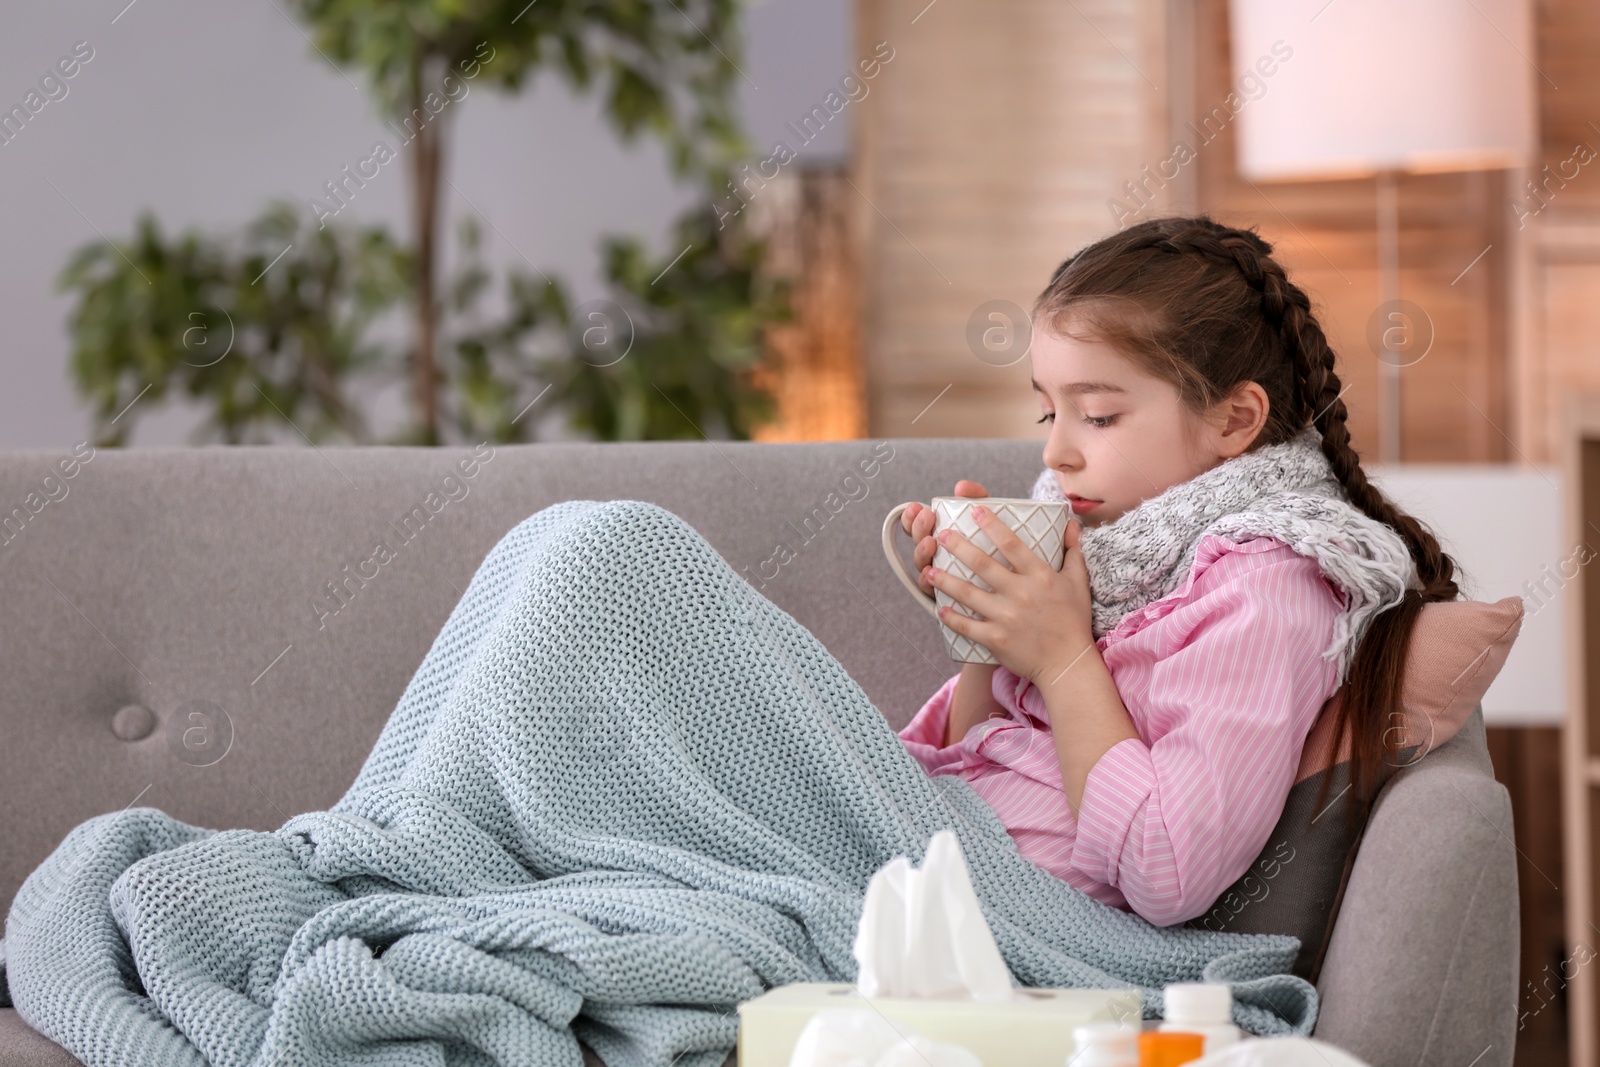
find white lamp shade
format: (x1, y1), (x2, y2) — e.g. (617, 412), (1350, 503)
(1228, 0), (1538, 180)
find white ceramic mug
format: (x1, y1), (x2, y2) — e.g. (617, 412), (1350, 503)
(881, 497), (1070, 664)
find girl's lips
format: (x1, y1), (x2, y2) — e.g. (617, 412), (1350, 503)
(1066, 495), (1101, 514)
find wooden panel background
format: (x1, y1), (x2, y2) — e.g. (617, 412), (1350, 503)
(847, 0), (1600, 462)
(1185, 0), (1514, 464)
(853, 0), (1171, 442)
(1535, 0), (1600, 217)
(1489, 726), (1570, 1066)
(748, 164), (869, 443)
(1511, 0), (1600, 474)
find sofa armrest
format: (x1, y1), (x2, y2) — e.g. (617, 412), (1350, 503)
(1312, 707), (1519, 1066)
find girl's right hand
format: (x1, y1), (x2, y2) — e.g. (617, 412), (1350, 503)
(900, 480), (989, 597)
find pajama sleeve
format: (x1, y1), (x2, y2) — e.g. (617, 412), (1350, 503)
(898, 671), (968, 776)
(1065, 552), (1345, 927)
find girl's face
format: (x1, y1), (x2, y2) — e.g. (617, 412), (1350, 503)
(1030, 322), (1268, 527)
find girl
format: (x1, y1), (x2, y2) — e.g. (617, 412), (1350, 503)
(897, 214), (1458, 927)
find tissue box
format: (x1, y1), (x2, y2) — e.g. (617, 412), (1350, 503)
(736, 982), (1143, 1066)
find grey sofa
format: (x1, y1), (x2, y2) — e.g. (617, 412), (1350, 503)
(0, 439), (1518, 1066)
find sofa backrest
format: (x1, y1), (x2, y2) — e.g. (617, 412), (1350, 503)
(0, 438), (1045, 918)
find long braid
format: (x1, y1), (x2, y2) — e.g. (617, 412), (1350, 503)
(1235, 228), (1461, 809)
(1190, 221), (1460, 810)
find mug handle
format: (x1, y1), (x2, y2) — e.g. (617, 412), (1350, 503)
(881, 502), (941, 621)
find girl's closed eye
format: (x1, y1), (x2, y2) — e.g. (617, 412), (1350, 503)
(1036, 412), (1118, 429)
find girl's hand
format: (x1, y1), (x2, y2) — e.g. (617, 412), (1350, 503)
(901, 480), (988, 597)
(925, 505), (1094, 687)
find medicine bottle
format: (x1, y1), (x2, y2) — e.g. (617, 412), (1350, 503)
(1160, 982), (1243, 1053)
(1071, 1022), (1137, 1067)
(1137, 1030), (1204, 1066)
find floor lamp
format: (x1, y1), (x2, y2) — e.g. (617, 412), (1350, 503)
(1227, 0), (1536, 463)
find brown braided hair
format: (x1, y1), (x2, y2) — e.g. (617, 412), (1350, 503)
(1032, 214), (1460, 819)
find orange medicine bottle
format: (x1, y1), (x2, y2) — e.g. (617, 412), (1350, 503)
(1138, 1030), (1206, 1067)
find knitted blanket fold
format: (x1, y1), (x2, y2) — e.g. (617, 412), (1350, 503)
(5, 499), (1317, 1067)
(1031, 427), (1419, 684)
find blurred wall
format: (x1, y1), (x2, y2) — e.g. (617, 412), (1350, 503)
(0, 0), (849, 447)
(853, 0), (1171, 441)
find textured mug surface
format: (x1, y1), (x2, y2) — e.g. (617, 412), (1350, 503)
(881, 497), (1070, 664)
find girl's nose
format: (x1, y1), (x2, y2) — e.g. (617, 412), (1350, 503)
(1042, 431), (1081, 472)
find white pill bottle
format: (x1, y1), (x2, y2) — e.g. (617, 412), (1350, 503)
(1160, 982), (1243, 1053)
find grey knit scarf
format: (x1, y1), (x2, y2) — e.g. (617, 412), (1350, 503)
(1029, 427), (1420, 683)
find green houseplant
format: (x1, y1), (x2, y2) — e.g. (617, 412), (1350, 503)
(62, 0), (787, 447)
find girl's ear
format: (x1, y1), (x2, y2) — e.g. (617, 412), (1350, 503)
(1214, 380), (1270, 457)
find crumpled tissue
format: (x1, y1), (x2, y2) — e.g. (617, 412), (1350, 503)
(851, 829), (1013, 1001)
(779, 831), (1028, 1066)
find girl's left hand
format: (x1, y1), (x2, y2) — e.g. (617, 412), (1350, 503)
(924, 505), (1095, 687)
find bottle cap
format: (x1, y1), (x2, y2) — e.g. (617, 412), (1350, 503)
(1138, 1030), (1206, 1066)
(1074, 1021), (1137, 1054)
(1164, 982), (1233, 1024)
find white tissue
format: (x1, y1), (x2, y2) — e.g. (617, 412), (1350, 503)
(787, 1008), (982, 1067)
(852, 829), (1014, 1001)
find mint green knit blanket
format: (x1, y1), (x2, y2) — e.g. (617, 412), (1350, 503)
(3, 500), (1316, 1066)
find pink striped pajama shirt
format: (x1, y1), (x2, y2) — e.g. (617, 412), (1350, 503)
(898, 534), (1348, 927)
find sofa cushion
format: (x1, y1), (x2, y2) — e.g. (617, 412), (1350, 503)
(1185, 595), (1523, 981)
(0, 1009), (82, 1067)
(1294, 596), (1524, 782)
